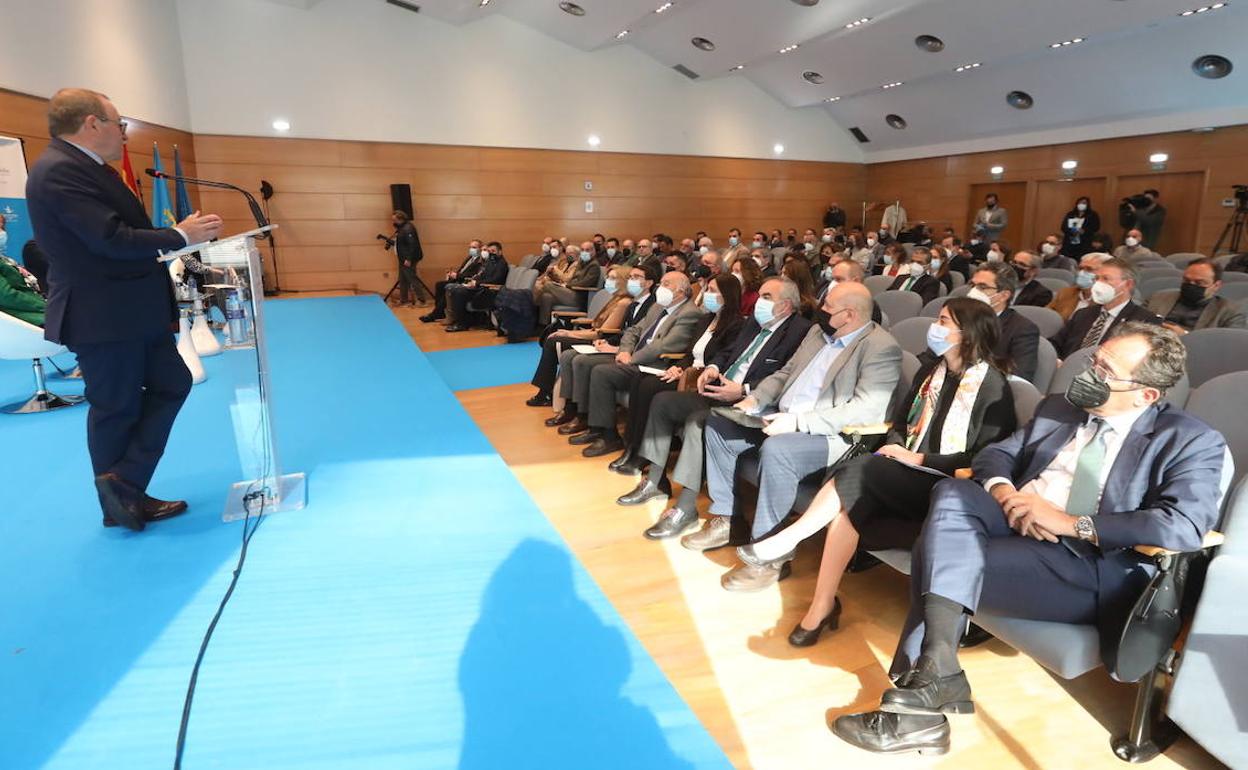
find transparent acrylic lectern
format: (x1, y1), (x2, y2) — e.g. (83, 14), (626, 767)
(160, 226), (307, 522)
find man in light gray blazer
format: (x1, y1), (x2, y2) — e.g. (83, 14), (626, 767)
(1145, 258), (1246, 333)
(575, 271), (707, 453)
(973, 192), (1008, 243)
(685, 283), (903, 591)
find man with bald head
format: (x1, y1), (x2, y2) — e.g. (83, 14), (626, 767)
(686, 282), (903, 591)
(26, 88), (224, 530)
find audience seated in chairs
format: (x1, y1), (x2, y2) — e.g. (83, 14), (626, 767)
(889, 246), (941, 307)
(19, 240), (50, 295)
(1113, 228), (1153, 262)
(0, 253), (46, 327)
(682, 283), (903, 591)
(742, 298), (1017, 642)
(1010, 249), (1054, 308)
(534, 241), (603, 327)
(444, 241), (508, 332)
(421, 239), (483, 323)
(966, 262), (1040, 383)
(1048, 252), (1110, 321)
(625, 277), (814, 538)
(542, 264), (659, 424)
(877, 243), (909, 279)
(1051, 258), (1161, 359)
(526, 265), (636, 407)
(1145, 257), (1246, 334)
(832, 323), (1227, 756)
(574, 271), (707, 454)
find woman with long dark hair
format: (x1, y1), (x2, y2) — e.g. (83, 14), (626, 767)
(1061, 196), (1101, 259)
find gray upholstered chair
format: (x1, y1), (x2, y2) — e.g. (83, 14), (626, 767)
(864, 274), (895, 297)
(887, 317), (931, 357)
(919, 297), (947, 318)
(1012, 305), (1065, 338)
(874, 290), (922, 325)
(1181, 328), (1248, 389)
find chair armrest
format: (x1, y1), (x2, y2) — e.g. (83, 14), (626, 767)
(954, 468), (973, 480)
(659, 353), (686, 361)
(479, 283), (502, 290)
(841, 422), (892, 436)
(570, 318), (594, 326)
(597, 327), (621, 335)
(551, 311), (587, 319)
(1133, 531), (1224, 559)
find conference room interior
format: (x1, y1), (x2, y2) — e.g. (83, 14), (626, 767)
(2, 0), (1248, 768)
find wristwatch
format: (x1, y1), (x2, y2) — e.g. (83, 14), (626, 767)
(1074, 515), (1097, 542)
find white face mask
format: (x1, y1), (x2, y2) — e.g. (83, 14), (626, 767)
(822, 234), (833, 243)
(966, 287), (993, 307)
(655, 285), (676, 307)
(1041, 243), (1058, 256)
(804, 242), (815, 251)
(1076, 203), (1088, 212)
(606, 247), (617, 257)
(550, 247), (561, 257)
(699, 246), (710, 255)
(542, 243), (551, 254)
(822, 266), (834, 281)
(866, 238), (877, 247)
(986, 250), (1002, 263)
(909, 262), (926, 277)
(1125, 237), (1140, 248)
(1090, 280), (1118, 305)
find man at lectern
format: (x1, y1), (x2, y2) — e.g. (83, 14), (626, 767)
(26, 88), (223, 531)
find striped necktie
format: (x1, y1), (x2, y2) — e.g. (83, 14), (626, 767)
(1081, 310), (1111, 350)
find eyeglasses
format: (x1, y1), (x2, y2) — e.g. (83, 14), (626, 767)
(1089, 359), (1147, 389)
(970, 282), (998, 292)
(96, 116), (128, 133)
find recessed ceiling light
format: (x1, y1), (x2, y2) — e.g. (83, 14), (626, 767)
(559, 2), (585, 16)
(773, 143), (785, 155)
(881, 81), (903, 89)
(587, 134), (601, 147)
(615, 29), (629, 39)
(845, 17), (871, 29)
(824, 96), (841, 103)
(1007, 90), (1034, 109)
(915, 34), (944, 52)
(1180, 2), (1227, 16)
(730, 63), (745, 71)
(272, 118), (291, 132)
(802, 71), (824, 84)
(1193, 54), (1233, 78)
(1049, 37), (1085, 49)
(478, 0), (491, 6)
(691, 36), (715, 51)
(1149, 153), (1170, 163)
(778, 43), (800, 54)
(654, 2), (673, 12)
(954, 62), (982, 73)
(885, 114), (907, 129)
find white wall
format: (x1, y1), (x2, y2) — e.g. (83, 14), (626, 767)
(0, 0), (191, 130)
(175, 0), (863, 163)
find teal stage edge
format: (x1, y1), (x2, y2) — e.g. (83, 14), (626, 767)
(0, 296), (729, 770)
(425, 340), (540, 391)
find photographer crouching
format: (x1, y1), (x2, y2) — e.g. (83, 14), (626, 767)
(384, 209), (428, 306)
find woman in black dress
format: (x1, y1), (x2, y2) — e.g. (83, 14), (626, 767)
(1061, 196), (1101, 259)
(739, 297), (1017, 646)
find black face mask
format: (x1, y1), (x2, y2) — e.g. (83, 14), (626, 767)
(1012, 264), (1029, 282)
(1179, 281), (1210, 306)
(815, 309), (838, 337)
(622, 248), (632, 257)
(1065, 367), (1111, 410)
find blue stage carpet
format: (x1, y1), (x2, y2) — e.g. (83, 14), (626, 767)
(425, 341), (540, 391)
(0, 296), (727, 770)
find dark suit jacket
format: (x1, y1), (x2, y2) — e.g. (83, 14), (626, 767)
(475, 254), (509, 286)
(972, 396), (1226, 646)
(997, 308), (1040, 383)
(889, 273), (940, 306)
(394, 221), (423, 264)
(622, 292), (655, 329)
(1050, 301), (1162, 358)
(708, 313), (813, 390)
(1014, 279), (1054, 308)
(25, 138), (186, 345)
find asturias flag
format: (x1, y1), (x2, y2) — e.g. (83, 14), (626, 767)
(149, 143), (176, 228)
(173, 144), (193, 221)
(120, 143), (143, 203)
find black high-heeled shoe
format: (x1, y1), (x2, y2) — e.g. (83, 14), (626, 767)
(788, 598), (843, 647)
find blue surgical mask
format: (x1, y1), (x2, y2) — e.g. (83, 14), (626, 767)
(469, 247), (480, 257)
(580, 250), (592, 263)
(753, 297), (776, 326)
(626, 278), (644, 297)
(604, 278), (618, 293)
(926, 323), (957, 357)
(1075, 271), (1095, 289)
(751, 240), (763, 249)
(931, 258), (943, 271)
(728, 237), (739, 247)
(883, 255), (894, 266)
(702, 292), (722, 313)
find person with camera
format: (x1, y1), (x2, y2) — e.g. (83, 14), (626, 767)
(1119, 190), (1166, 250)
(387, 209), (426, 307)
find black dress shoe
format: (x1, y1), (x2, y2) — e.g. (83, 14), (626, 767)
(643, 507), (699, 539)
(568, 429), (601, 446)
(612, 458), (647, 476)
(582, 435), (624, 457)
(788, 598), (843, 647)
(607, 451), (635, 471)
(419, 313), (442, 323)
(832, 710), (950, 756)
(94, 472), (145, 531)
(880, 655), (974, 715)
(959, 622), (994, 648)
(445, 324), (467, 332)
(617, 477), (671, 506)
(526, 392), (553, 407)
(557, 417), (589, 435)
(545, 409), (576, 427)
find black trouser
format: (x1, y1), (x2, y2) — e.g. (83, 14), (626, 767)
(431, 278), (463, 316)
(398, 262), (427, 303)
(69, 334), (192, 492)
(449, 286), (496, 326)
(622, 374), (677, 451)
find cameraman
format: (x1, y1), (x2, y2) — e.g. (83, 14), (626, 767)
(390, 210), (427, 306)
(1121, 189), (1166, 249)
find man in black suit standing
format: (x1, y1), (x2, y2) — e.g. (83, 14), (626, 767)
(25, 88), (223, 531)
(1051, 258), (1161, 359)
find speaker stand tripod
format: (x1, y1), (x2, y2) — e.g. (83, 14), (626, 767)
(1212, 201), (1247, 256)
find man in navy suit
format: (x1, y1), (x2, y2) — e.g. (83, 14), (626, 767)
(25, 89), (223, 531)
(834, 323), (1227, 755)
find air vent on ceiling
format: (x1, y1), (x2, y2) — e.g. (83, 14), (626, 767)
(849, 127), (870, 143)
(672, 64), (701, 80)
(386, 0), (421, 12)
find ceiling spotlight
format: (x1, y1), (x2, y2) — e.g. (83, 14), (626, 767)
(729, 63), (745, 71)
(990, 165), (1005, 180)
(778, 43), (800, 54)
(824, 96), (841, 103)
(587, 134), (601, 148)
(954, 62), (982, 73)
(915, 34), (945, 52)
(654, 2), (673, 12)
(559, 2), (585, 16)
(881, 81), (903, 89)
(479, 0), (491, 6)
(1192, 54), (1233, 78)
(1180, 3), (1227, 16)
(1006, 90), (1034, 109)
(1049, 37), (1085, 49)
(616, 29), (629, 39)
(845, 17), (871, 29)
(271, 118), (291, 132)
(691, 37), (715, 51)
(802, 71), (824, 84)
(773, 143), (785, 155)
(790, 0), (820, 5)
(885, 114), (907, 129)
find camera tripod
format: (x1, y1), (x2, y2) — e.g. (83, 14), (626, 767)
(1213, 201), (1247, 256)
(383, 264), (435, 305)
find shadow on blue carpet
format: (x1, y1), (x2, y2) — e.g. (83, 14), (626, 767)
(424, 341), (539, 391)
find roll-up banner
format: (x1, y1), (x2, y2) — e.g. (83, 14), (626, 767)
(0, 135), (34, 262)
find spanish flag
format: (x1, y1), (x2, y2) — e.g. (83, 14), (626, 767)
(120, 143), (144, 204)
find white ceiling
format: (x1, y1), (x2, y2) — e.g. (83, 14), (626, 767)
(352, 0), (1247, 154)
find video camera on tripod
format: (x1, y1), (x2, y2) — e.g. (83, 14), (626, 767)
(1214, 184), (1248, 255)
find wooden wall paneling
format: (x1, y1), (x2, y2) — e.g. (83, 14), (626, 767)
(1115, 171), (1206, 257)
(1030, 178), (1110, 250)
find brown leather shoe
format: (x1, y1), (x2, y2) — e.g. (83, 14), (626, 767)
(544, 408), (575, 427)
(680, 516), (730, 551)
(143, 496), (189, 522)
(557, 416), (588, 435)
(95, 472), (145, 531)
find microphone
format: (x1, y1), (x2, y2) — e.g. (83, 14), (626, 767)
(145, 168), (270, 236)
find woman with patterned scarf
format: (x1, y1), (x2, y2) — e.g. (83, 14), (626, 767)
(740, 297), (1017, 647)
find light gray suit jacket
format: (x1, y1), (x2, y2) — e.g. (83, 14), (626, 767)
(620, 299), (708, 367)
(1145, 290), (1246, 331)
(751, 322), (902, 437)
(974, 206), (1009, 241)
